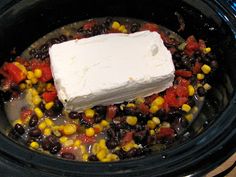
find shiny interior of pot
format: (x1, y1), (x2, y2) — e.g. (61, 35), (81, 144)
(0, 0), (235, 174)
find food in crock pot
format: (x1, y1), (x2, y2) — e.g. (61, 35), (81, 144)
(0, 17), (218, 162)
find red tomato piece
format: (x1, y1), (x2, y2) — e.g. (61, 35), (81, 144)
(176, 97), (188, 107)
(20, 109), (33, 122)
(138, 103), (150, 114)
(158, 127), (175, 138)
(176, 77), (190, 87)
(184, 35), (199, 56)
(60, 146), (75, 154)
(83, 20), (96, 30)
(198, 39), (206, 51)
(106, 105), (118, 119)
(77, 134), (96, 144)
(140, 23), (158, 32)
(37, 65), (52, 82)
(3, 63), (26, 84)
(175, 70), (192, 78)
(176, 85), (189, 97)
(121, 131), (134, 145)
(42, 91), (57, 103)
(192, 61), (202, 74)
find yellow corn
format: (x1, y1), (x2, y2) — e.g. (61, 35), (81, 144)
(122, 141), (135, 152)
(126, 103), (136, 108)
(59, 136), (68, 144)
(100, 120), (109, 127)
(185, 114), (193, 122)
(63, 124), (77, 135)
(27, 71), (34, 80)
(188, 85), (195, 96)
(122, 29), (128, 33)
(43, 128), (52, 136)
(181, 104), (191, 112)
(34, 69), (42, 78)
(38, 121), (47, 130)
(64, 139), (74, 147)
(203, 83), (212, 90)
(98, 139), (107, 149)
(84, 108), (95, 118)
(150, 105), (159, 113)
(92, 143), (100, 154)
(31, 88), (38, 96)
(73, 140), (82, 148)
(14, 62), (27, 74)
(13, 119), (22, 126)
(152, 96), (164, 106)
(82, 153), (89, 161)
(34, 107), (44, 118)
(112, 21), (120, 30)
(97, 149), (107, 160)
(201, 64), (211, 74)
(85, 127), (95, 137)
(32, 95), (41, 106)
(45, 101), (54, 110)
(80, 145), (86, 154)
(19, 83), (26, 90)
(147, 120), (156, 129)
(118, 25), (126, 32)
(31, 77), (38, 84)
(126, 116), (138, 126)
(161, 122), (170, 128)
(135, 97), (145, 104)
(197, 73), (205, 80)
(25, 80), (32, 88)
(44, 118), (54, 126)
(107, 153), (119, 161)
(93, 124), (103, 133)
(30, 141), (39, 149)
(203, 47), (211, 54)
(152, 117), (160, 125)
(149, 130), (156, 136)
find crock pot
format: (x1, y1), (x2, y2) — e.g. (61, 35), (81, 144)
(0, 0), (235, 176)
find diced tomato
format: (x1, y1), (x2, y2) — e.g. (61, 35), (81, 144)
(176, 97), (188, 106)
(176, 85), (189, 97)
(83, 20), (96, 30)
(77, 134), (96, 144)
(60, 146), (76, 154)
(192, 61), (202, 74)
(37, 65), (52, 82)
(175, 70), (192, 78)
(20, 108), (33, 122)
(3, 63), (26, 84)
(140, 23), (158, 32)
(176, 77), (190, 87)
(106, 105), (117, 119)
(138, 103), (150, 114)
(184, 35), (199, 56)
(198, 39), (206, 51)
(42, 91), (57, 102)
(121, 131), (133, 145)
(157, 127), (175, 138)
(164, 91), (178, 107)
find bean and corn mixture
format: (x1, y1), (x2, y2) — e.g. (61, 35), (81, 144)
(0, 17), (218, 162)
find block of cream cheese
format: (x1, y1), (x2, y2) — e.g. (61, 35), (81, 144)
(49, 31), (175, 111)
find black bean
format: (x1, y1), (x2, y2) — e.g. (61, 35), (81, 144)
(133, 130), (147, 145)
(61, 152), (75, 160)
(94, 115), (103, 123)
(93, 106), (106, 116)
(39, 102), (46, 112)
(197, 86), (206, 97)
(29, 115), (38, 127)
(50, 142), (61, 154)
(187, 98), (196, 107)
(14, 123), (25, 135)
(126, 148), (138, 158)
(114, 149), (126, 160)
(29, 128), (41, 137)
(210, 60), (218, 69)
(88, 154), (99, 161)
(52, 99), (63, 114)
(8, 128), (20, 140)
(59, 35), (67, 42)
(42, 139), (51, 150)
(106, 139), (119, 149)
(167, 109), (183, 121)
(135, 124), (145, 131)
(69, 111), (81, 119)
(123, 107), (136, 116)
(130, 23), (141, 33)
(155, 109), (166, 119)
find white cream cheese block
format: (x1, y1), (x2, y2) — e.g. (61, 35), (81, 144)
(49, 31), (175, 111)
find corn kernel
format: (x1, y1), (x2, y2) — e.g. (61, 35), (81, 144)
(201, 64), (211, 74)
(122, 141), (135, 152)
(188, 85), (195, 96)
(149, 129), (155, 136)
(100, 120), (109, 127)
(44, 118), (54, 126)
(152, 96), (164, 106)
(112, 21), (120, 30)
(85, 127), (95, 137)
(97, 149), (107, 160)
(31, 77), (38, 84)
(126, 103), (136, 108)
(32, 95), (42, 106)
(27, 71), (34, 80)
(43, 128), (52, 136)
(182, 104), (191, 112)
(185, 114), (193, 122)
(64, 139), (74, 147)
(118, 25), (126, 32)
(34, 69), (42, 78)
(25, 80), (32, 88)
(147, 120), (156, 129)
(99, 139), (106, 149)
(73, 140), (82, 148)
(84, 108), (95, 118)
(203, 83), (212, 91)
(197, 73), (205, 80)
(92, 143), (100, 154)
(53, 129), (61, 137)
(59, 136), (68, 144)
(34, 107), (43, 118)
(126, 116), (138, 126)
(45, 101), (54, 110)
(93, 124), (103, 133)
(135, 97), (145, 104)
(122, 29), (128, 33)
(108, 153), (119, 161)
(150, 105), (159, 113)
(203, 47), (211, 54)
(19, 83), (26, 90)
(14, 62), (27, 74)
(82, 153), (89, 161)
(119, 104), (125, 111)
(161, 122), (170, 128)
(13, 119), (22, 126)
(80, 145), (86, 154)
(38, 121), (47, 130)
(30, 141), (39, 149)
(152, 117), (160, 125)
(31, 88), (38, 96)
(63, 124), (77, 135)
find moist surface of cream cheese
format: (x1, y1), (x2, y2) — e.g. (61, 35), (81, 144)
(49, 31), (175, 111)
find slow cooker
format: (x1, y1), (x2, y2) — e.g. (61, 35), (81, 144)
(0, 0), (235, 176)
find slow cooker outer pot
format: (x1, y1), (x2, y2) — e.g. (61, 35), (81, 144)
(0, 0), (235, 176)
